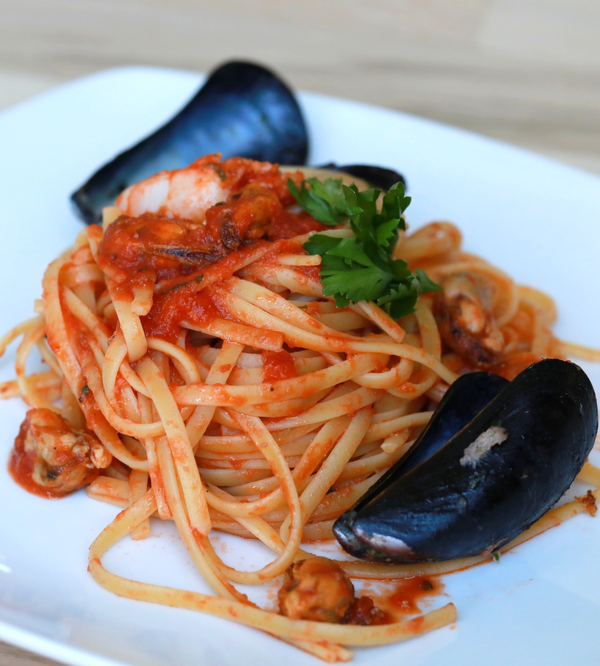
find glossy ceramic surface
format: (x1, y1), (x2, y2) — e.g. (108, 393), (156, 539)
(1, 67), (599, 666)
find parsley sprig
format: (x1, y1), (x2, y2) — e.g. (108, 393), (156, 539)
(288, 177), (441, 319)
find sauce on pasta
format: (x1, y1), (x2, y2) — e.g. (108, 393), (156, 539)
(2, 154), (599, 662)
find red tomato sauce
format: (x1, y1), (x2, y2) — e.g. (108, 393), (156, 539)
(270, 209), (325, 239)
(343, 596), (392, 625)
(209, 155), (303, 206)
(97, 158), (330, 344)
(262, 350), (298, 382)
(346, 576), (445, 626)
(143, 288), (227, 341)
(384, 576), (444, 617)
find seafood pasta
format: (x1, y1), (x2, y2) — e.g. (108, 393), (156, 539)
(2, 154), (599, 662)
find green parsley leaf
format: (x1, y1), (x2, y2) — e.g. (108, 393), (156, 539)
(325, 238), (374, 268)
(304, 233), (342, 256)
(415, 268), (443, 294)
(376, 217), (401, 247)
(161, 273), (204, 295)
(321, 261), (393, 308)
(288, 178), (350, 225)
(492, 552), (500, 562)
(382, 182), (411, 225)
(208, 162), (227, 181)
(291, 177), (441, 319)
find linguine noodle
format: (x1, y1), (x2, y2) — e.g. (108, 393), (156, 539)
(2, 156), (598, 661)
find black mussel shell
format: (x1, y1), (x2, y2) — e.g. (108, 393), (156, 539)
(334, 359), (598, 563)
(334, 371), (508, 560)
(71, 61), (309, 225)
(319, 163), (405, 191)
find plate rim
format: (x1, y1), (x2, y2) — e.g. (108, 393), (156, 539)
(1, 64), (599, 666)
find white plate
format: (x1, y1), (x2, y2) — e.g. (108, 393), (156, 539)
(1, 67), (600, 666)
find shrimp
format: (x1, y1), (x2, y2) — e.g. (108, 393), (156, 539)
(115, 153), (298, 223)
(99, 158), (312, 293)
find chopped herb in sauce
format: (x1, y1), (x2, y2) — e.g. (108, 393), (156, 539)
(78, 385), (90, 402)
(208, 162), (227, 181)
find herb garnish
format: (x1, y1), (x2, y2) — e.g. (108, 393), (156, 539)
(161, 273), (204, 295)
(288, 177), (441, 319)
(79, 385), (90, 403)
(288, 178), (351, 225)
(492, 552), (500, 562)
(208, 163), (227, 181)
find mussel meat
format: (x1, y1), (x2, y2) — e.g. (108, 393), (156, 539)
(334, 359), (598, 563)
(71, 61), (309, 225)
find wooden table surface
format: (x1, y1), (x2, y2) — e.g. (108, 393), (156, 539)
(1, 1), (599, 665)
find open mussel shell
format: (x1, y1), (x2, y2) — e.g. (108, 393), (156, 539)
(334, 371), (510, 560)
(280, 164), (405, 192)
(278, 165), (406, 205)
(71, 61), (309, 225)
(318, 163), (405, 190)
(334, 359), (598, 563)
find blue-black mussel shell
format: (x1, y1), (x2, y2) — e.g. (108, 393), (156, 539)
(334, 359), (598, 563)
(319, 164), (405, 191)
(71, 61), (309, 225)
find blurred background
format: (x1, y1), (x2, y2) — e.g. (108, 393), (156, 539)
(3, 0), (600, 175)
(1, 1), (599, 664)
